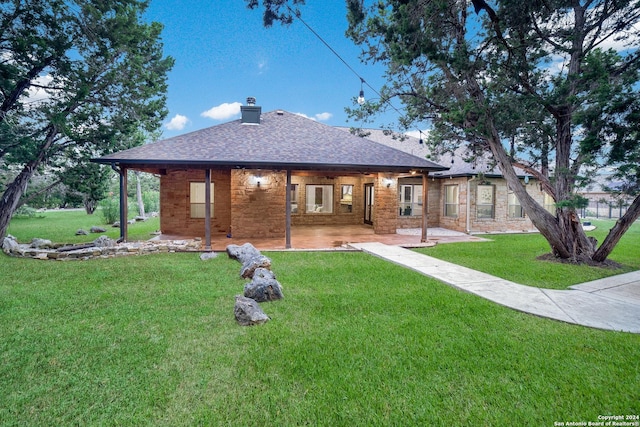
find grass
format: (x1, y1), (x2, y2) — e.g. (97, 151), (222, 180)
(419, 219), (640, 289)
(1, 252), (639, 426)
(7, 208), (160, 244)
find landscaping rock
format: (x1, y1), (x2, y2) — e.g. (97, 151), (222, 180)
(234, 295), (269, 326)
(2, 238), (202, 261)
(76, 229), (89, 235)
(200, 252), (218, 261)
(90, 226), (107, 233)
(93, 235), (116, 247)
(30, 238), (53, 249)
(226, 243), (271, 279)
(243, 267), (284, 302)
(2, 235), (19, 254)
(112, 221), (120, 228)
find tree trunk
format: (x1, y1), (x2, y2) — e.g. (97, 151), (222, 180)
(0, 125), (58, 240)
(0, 164), (38, 240)
(84, 198), (97, 215)
(593, 193), (640, 262)
(135, 171), (145, 218)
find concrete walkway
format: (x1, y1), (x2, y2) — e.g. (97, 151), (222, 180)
(349, 242), (640, 333)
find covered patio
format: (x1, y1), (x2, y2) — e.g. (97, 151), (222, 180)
(153, 224), (487, 251)
(93, 104), (449, 249)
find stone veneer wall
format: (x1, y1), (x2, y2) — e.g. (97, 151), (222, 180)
(432, 176), (542, 233)
(467, 178), (541, 233)
(160, 169), (232, 237)
(437, 177), (468, 232)
(230, 170), (287, 239)
(290, 175), (367, 226)
(373, 173), (398, 234)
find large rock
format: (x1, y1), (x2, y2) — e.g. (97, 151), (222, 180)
(200, 251), (218, 261)
(226, 243), (271, 279)
(2, 235), (19, 254)
(234, 295), (269, 326)
(244, 267), (284, 302)
(93, 235), (116, 247)
(30, 238), (53, 249)
(90, 226), (107, 233)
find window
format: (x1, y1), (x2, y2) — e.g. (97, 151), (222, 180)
(339, 184), (353, 213)
(190, 182), (214, 218)
(399, 184), (423, 216)
(444, 185), (459, 217)
(544, 193), (556, 214)
(508, 191), (524, 218)
(476, 185), (494, 219)
(290, 184), (299, 213)
(306, 185), (333, 213)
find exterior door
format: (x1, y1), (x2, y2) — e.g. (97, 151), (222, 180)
(364, 183), (374, 225)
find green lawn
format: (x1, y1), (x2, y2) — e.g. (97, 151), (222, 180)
(2, 213), (639, 425)
(1, 249), (639, 425)
(420, 219), (640, 289)
(7, 208), (160, 244)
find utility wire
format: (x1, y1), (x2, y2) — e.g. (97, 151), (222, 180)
(287, 4), (407, 119)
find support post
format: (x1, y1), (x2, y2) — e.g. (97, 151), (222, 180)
(110, 165), (129, 242)
(421, 172), (429, 242)
(205, 169), (211, 250)
(285, 169), (292, 249)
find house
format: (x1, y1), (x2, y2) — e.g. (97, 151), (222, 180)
(350, 128), (549, 234)
(92, 100), (448, 249)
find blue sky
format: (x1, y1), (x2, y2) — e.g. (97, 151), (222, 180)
(145, 0), (394, 138)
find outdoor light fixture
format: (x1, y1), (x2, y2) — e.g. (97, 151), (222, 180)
(357, 78), (365, 105)
(524, 176), (530, 184)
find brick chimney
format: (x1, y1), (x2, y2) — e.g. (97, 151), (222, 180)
(241, 97), (261, 124)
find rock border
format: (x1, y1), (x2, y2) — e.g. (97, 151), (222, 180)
(2, 235), (202, 261)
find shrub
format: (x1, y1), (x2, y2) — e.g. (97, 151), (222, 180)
(142, 191), (159, 214)
(12, 205), (37, 218)
(99, 196), (120, 224)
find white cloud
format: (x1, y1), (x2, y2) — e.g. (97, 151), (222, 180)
(257, 59), (268, 74)
(165, 114), (189, 130)
(201, 102), (242, 120)
(294, 112), (333, 121)
(405, 129), (429, 140)
(315, 112), (333, 121)
(25, 74), (55, 105)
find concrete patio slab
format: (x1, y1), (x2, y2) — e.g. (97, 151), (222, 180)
(349, 242), (640, 333)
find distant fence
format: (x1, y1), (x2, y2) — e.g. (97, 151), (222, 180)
(580, 200), (629, 219)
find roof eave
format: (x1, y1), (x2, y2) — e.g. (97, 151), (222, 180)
(91, 157), (449, 173)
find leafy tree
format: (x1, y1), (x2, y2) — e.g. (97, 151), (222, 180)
(60, 161), (111, 214)
(0, 0), (173, 239)
(248, 0), (640, 263)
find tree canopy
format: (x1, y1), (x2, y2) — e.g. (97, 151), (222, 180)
(0, 0), (173, 239)
(248, 0), (640, 263)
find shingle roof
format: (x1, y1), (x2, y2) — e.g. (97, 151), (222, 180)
(93, 110), (448, 173)
(345, 128), (529, 178)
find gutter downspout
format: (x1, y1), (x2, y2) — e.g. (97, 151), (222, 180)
(466, 175), (477, 234)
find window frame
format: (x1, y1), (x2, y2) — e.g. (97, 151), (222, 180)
(398, 184), (423, 217)
(189, 182), (214, 219)
(290, 183), (299, 214)
(305, 184), (334, 214)
(444, 184), (459, 218)
(476, 184), (495, 219)
(339, 184), (353, 213)
(508, 190), (525, 218)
